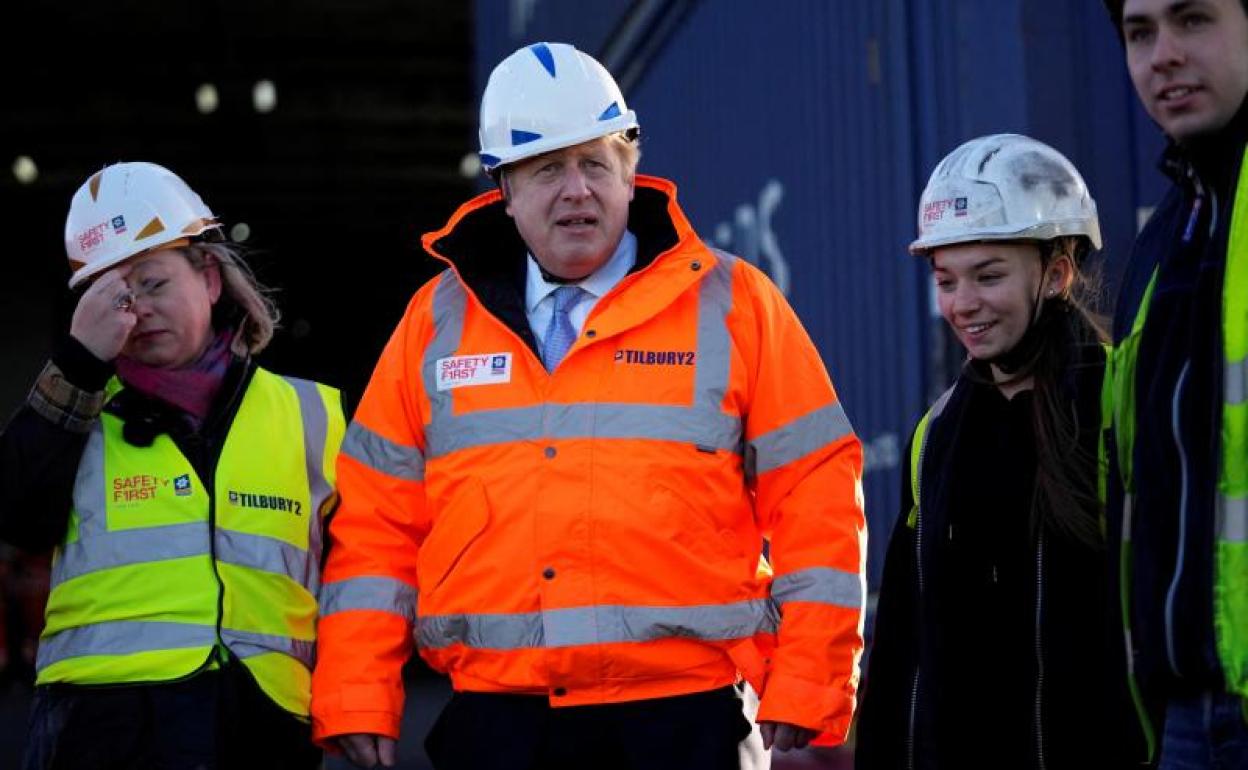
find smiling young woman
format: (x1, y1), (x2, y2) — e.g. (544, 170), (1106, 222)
(855, 134), (1147, 769)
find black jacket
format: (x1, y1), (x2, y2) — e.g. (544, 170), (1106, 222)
(1106, 99), (1248, 713)
(856, 340), (1144, 769)
(0, 336), (256, 552)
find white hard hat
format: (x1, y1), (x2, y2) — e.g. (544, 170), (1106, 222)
(64, 161), (222, 288)
(478, 42), (639, 173)
(910, 134), (1102, 255)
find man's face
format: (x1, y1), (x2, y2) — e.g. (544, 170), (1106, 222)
(504, 137), (635, 281)
(1122, 0), (1248, 144)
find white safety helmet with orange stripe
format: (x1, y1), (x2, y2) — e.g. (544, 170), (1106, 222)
(64, 161), (222, 289)
(909, 133), (1102, 257)
(478, 42), (639, 175)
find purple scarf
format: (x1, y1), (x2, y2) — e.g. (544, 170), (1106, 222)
(116, 329), (236, 425)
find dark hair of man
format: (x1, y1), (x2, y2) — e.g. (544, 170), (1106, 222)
(1103, 0), (1248, 37)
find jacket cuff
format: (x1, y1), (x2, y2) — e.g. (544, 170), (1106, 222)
(53, 335), (114, 391)
(311, 681), (405, 748)
(28, 337), (113, 434)
(756, 670), (854, 743)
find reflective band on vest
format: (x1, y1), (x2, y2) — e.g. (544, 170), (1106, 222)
(907, 382), (956, 529)
(1215, 146), (1248, 698)
(37, 622), (316, 671)
(37, 368), (343, 717)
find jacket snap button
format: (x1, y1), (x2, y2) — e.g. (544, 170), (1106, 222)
(544, 446), (556, 459)
(542, 567), (556, 580)
(690, 260), (702, 271)
(585, 329), (596, 338)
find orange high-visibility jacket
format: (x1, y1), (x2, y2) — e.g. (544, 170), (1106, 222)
(312, 176), (866, 742)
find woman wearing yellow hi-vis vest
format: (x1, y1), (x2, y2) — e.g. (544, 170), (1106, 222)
(855, 135), (1146, 768)
(0, 162), (345, 770)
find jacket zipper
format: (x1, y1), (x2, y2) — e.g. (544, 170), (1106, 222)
(1160, 171), (1215, 685)
(207, 442), (227, 661)
(1033, 530), (1047, 770)
(195, 366), (251, 668)
(1164, 361), (1192, 677)
(1120, 493), (1159, 759)
(907, 434), (929, 770)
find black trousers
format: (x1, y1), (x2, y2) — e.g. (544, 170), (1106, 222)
(424, 685), (752, 770)
(21, 659), (321, 770)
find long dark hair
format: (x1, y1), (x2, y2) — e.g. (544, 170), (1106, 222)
(1022, 237), (1108, 549)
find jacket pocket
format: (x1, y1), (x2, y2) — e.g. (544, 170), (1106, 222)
(417, 479), (489, 596)
(651, 482), (747, 563)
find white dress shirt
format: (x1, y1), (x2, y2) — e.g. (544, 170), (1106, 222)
(525, 231), (637, 347)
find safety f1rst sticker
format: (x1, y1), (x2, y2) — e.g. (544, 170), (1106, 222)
(436, 353), (513, 391)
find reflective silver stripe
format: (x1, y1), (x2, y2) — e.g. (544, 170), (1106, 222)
(930, 382), (957, 420)
(416, 598), (778, 651)
(70, 424), (108, 536)
(320, 576), (418, 623)
(1123, 493), (1135, 543)
(426, 271), (468, 426)
(216, 528), (316, 595)
(284, 376), (334, 602)
(747, 402), (856, 479)
(421, 257), (745, 458)
(341, 421), (425, 482)
(37, 621), (316, 672)
(1218, 494), (1248, 544)
(697, 252), (736, 412)
(36, 620), (215, 671)
(51, 522), (211, 588)
(585, 404), (739, 448)
(1226, 356), (1248, 407)
(222, 627), (316, 668)
(771, 566), (865, 610)
(426, 403), (742, 458)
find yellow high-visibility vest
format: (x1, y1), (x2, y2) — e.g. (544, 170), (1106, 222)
(37, 367), (345, 717)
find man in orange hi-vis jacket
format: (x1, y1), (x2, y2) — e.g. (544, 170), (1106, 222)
(312, 41), (867, 770)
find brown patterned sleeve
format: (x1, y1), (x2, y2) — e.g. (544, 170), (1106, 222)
(27, 360), (104, 434)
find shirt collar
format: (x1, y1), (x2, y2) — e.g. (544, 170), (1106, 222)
(525, 230), (637, 312)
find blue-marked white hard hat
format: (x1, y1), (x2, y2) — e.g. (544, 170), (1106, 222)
(910, 133), (1102, 256)
(478, 42), (640, 174)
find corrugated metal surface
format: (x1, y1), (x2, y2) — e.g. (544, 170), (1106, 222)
(472, 0), (1171, 587)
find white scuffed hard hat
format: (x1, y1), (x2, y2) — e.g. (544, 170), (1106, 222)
(910, 134), (1102, 256)
(478, 42), (639, 173)
(64, 161), (222, 288)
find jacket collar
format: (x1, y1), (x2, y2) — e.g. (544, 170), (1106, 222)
(420, 175), (725, 345)
(1159, 94), (1248, 196)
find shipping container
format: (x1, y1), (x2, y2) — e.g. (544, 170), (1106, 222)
(473, 0), (1173, 588)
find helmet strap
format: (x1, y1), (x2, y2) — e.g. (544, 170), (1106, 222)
(988, 278), (1056, 375)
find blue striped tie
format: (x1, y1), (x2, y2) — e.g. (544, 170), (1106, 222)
(541, 286), (585, 372)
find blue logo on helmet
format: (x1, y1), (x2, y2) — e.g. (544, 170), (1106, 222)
(529, 43), (557, 77)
